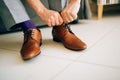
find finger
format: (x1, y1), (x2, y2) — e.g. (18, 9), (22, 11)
(50, 16), (55, 26)
(61, 12), (71, 24)
(70, 13), (77, 20)
(62, 14), (69, 23)
(66, 14), (74, 23)
(47, 19), (52, 27)
(55, 16), (60, 26)
(64, 15), (72, 23)
(58, 16), (63, 25)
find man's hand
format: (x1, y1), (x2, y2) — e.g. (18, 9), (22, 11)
(26, 0), (63, 27)
(61, 0), (80, 23)
(38, 9), (63, 27)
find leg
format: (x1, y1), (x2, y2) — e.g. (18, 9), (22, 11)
(1, 0), (35, 32)
(3, 0), (30, 23)
(98, 4), (103, 20)
(48, 0), (67, 11)
(0, 0), (16, 31)
(2, 0), (42, 60)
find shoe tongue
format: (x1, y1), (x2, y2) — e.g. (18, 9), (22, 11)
(54, 24), (74, 34)
(64, 24), (74, 34)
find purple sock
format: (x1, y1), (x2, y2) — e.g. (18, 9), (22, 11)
(18, 20), (36, 32)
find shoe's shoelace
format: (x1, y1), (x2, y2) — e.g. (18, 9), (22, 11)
(24, 30), (34, 42)
(64, 24), (74, 34)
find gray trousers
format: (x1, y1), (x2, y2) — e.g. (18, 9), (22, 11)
(0, 0), (67, 32)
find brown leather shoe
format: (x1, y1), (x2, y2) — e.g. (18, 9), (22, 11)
(52, 24), (87, 51)
(20, 29), (42, 60)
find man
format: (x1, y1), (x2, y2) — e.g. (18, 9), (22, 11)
(1, 0), (87, 60)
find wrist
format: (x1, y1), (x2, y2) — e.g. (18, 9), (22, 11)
(37, 7), (47, 16)
(26, 0), (47, 17)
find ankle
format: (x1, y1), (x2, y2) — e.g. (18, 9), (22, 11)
(18, 20), (36, 32)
